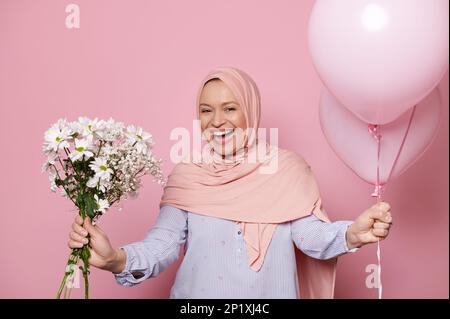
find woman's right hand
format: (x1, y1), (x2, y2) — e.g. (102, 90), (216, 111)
(68, 216), (126, 273)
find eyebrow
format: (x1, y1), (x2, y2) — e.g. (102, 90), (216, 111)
(199, 101), (238, 107)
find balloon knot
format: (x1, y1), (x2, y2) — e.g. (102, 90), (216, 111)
(371, 184), (385, 198)
(368, 124), (381, 140)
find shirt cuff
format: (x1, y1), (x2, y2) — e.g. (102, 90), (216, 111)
(113, 245), (151, 287)
(340, 222), (360, 253)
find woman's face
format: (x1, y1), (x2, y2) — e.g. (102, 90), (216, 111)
(199, 79), (247, 157)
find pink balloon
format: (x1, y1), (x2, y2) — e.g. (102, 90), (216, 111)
(319, 87), (442, 187)
(309, 0), (449, 124)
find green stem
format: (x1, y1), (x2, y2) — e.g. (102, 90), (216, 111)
(56, 151), (94, 299)
(64, 147), (83, 181)
(51, 164), (77, 206)
(57, 199), (91, 299)
(81, 246), (90, 299)
(79, 204), (91, 299)
(56, 272), (69, 299)
(96, 140), (103, 157)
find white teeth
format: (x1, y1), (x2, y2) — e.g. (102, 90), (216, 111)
(213, 129), (234, 137)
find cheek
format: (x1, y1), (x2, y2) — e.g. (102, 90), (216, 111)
(200, 118), (212, 140)
(199, 116), (209, 129)
(232, 112), (247, 129)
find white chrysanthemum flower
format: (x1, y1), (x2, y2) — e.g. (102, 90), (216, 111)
(69, 120), (83, 137)
(86, 176), (99, 188)
(42, 154), (59, 172)
(99, 177), (111, 193)
(49, 167), (58, 192)
(43, 125), (72, 153)
(78, 117), (106, 137)
(69, 137), (94, 162)
(86, 175), (111, 192)
(94, 194), (109, 213)
(126, 125), (153, 154)
(89, 157), (113, 181)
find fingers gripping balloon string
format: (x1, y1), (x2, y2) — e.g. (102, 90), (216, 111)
(367, 105), (416, 299)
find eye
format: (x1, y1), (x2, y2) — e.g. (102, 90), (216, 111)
(201, 109), (211, 113)
(225, 107), (236, 112)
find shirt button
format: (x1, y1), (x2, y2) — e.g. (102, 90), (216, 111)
(237, 230), (242, 235)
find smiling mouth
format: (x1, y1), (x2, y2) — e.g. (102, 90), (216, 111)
(212, 129), (234, 137)
(210, 129), (235, 144)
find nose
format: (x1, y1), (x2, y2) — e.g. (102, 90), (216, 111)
(211, 110), (226, 128)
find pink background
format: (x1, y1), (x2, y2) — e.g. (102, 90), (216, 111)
(0, 0), (448, 299)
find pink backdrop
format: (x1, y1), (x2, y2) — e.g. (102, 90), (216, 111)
(0, 0), (448, 299)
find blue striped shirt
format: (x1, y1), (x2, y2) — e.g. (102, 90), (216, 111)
(114, 205), (358, 298)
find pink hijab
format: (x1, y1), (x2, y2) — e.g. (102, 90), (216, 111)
(160, 67), (337, 298)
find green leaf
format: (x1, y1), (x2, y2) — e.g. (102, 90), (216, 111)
(76, 193), (84, 208)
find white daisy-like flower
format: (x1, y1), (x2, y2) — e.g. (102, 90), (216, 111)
(94, 194), (109, 213)
(86, 176), (99, 188)
(69, 120), (83, 136)
(69, 137), (94, 162)
(86, 175), (111, 192)
(126, 125), (154, 154)
(98, 177), (111, 193)
(43, 125), (72, 153)
(49, 167), (58, 192)
(42, 154), (59, 172)
(78, 117), (106, 137)
(89, 157), (113, 181)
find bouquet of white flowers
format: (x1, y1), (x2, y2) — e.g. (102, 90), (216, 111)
(42, 117), (166, 299)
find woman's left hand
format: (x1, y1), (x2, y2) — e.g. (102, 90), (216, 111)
(346, 201), (392, 250)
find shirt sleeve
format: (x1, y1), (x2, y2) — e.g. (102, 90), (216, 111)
(290, 213), (359, 260)
(114, 205), (188, 287)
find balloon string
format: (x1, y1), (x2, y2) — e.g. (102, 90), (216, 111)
(376, 233), (382, 299)
(367, 124), (383, 299)
(368, 105), (417, 197)
(386, 105), (417, 183)
(366, 104), (416, 299)
(376, 134), (382, 300)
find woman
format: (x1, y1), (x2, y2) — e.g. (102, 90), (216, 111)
(68, 67), (392, 298)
